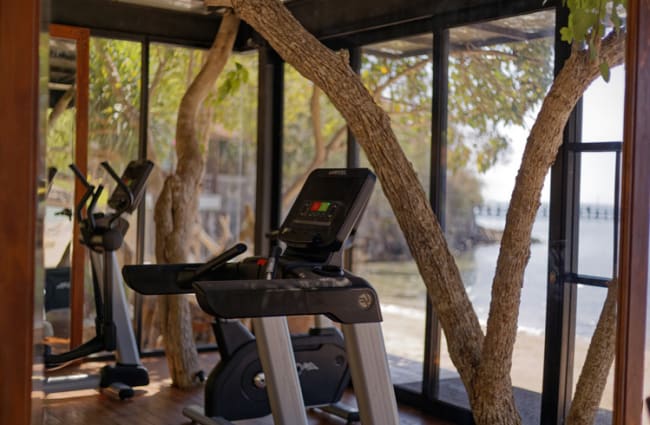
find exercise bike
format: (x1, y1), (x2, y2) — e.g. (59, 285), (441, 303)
(124, 168), (399, 424)
(44, 159), (153, 399)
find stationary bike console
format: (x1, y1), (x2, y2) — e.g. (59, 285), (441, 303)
(192, 168), (377, 421)
(123, 168), (383, 423)
(278, 168), (375, 261)
(192, 168), (380, 322)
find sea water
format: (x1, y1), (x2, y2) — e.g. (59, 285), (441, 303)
(371, 208), (642, 341)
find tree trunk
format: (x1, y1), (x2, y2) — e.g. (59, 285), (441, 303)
(216, 0), (625, 421)
(154, 11), (239, 389)
(472, 32), (625, 423)
(229, 0), (483, 398)
(566, 280), (618, 425)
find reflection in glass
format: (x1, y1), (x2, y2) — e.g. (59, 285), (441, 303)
(441, 10), (555, 413)
(43, 37), (77, 348)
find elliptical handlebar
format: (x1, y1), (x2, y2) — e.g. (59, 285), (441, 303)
(68, 159), (154, 241)
(69, 163), (102, 229)
(69, 163), (91, 190)
(101, 161), (134, 218)
(69, 160), (152, 232)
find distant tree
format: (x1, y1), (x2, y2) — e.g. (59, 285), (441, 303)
(88, 38), (141, 173)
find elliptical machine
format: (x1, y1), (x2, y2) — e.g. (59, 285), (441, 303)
(44, 159), (153, 399)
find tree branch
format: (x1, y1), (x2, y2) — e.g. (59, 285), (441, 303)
(311, 84), (326, 161)
(174, 11), (240, 183)
(455, 46), (547, 65)
(473, 29), (625, 421)
(281, 85), (334, 209)
(371, 56), (430, 98)
(324, 124), (347, 154)
(148, 50), (171, 109)
(48, 85), (75, 131)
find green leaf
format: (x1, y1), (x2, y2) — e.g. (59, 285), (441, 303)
(599, 62), (611, 82)
(240, 66), (249, 84)
(560, 26), (574, 43)
(572, 8), (598, 43)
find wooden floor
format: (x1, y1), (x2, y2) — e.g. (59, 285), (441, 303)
(43, 352), (455, 425)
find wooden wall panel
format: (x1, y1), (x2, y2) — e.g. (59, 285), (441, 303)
(0, 0), (44, 425)
(614, 0), (650, 423)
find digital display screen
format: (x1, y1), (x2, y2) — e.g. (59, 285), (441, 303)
(309, 201), (331, 212)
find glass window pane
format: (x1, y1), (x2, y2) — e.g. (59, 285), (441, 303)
(354, 35), (433, 384)
(282, 64), (347, 219)
(442, 10), (555, 413)
(581, 66), (626, 143)
(44, 37), (78, 346)
(578, 152), (618, 279)
(142, 43), (258, 350)
(281, 64), (347, 334)
(143, 42), (194, 350)
(86, 37), (142, 344)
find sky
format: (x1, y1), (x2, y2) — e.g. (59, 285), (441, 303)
(480, 66), (626, 205)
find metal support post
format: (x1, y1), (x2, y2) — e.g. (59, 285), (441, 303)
(252, 316), (308, 425)
(341, 322), (399, 425)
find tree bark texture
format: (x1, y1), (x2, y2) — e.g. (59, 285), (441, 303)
(219, 0), (626, 421)
(154, 11), (239, 389)
(472, 32), (625, 424)
(566, 280), (618, 425)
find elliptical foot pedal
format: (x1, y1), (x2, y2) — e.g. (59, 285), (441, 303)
(182, 405), (234, 425)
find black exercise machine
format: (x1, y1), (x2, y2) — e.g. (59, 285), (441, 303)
(44, 159), (153, 399)
(124, 168), (399, 424)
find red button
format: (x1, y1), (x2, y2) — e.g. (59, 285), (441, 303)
(310, 201), (322, 211)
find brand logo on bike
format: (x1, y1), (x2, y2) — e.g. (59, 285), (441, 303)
(296, 361), (319, 375)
